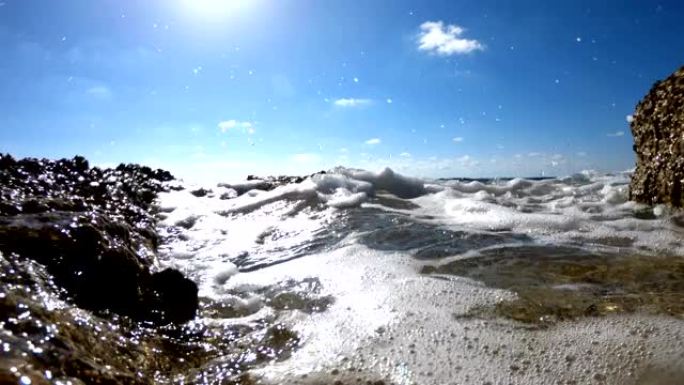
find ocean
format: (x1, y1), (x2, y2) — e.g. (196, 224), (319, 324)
(2, 164), (684, 385)
(153, 167), (684, 384)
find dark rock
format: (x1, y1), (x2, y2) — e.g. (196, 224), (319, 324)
(0, 252), (286, 385)
(218, 180), (274, 196)
(149, 268), (199, 324)
(222, 173), (314, 197)
(190, 187), (212, 197)
(629, 66), (684, 206)
(0, 154), (198, 325)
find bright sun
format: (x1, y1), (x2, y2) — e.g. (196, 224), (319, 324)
(182, 0), (251, 18)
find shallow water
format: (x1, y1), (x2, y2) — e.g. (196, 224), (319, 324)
(147, 167), (684, 384)
(3, 166), (684, 384)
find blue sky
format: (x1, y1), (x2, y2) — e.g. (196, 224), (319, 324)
(1, 0), (683, 181)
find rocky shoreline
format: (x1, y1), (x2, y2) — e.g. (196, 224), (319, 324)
(0, 154), (304, 385)
(0, 154), (198, 325)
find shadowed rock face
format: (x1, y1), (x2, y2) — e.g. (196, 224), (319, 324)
(0, 154), (198, 325)
(629, 66), (684, 207)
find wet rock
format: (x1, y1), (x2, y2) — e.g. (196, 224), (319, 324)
(190, 187), (212, 197)
(218, 171), (325, 198)
(219, 180), (275, 196)
(629, 65), (684, 207)
(0, 251), (299, 385)
(236, 174), (307, 191)
(150, 268), (199, 324)
(424, 245), (684, 324)
(0, 154), (198, 325)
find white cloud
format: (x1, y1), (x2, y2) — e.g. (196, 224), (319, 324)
(452, 136), (464, 143)
(400, 152), (412, 158)
(218, 120), (255, 134)
(86, 86), (112, 99)
(334, 98), (372, 107)
(365, 138), (381, 145)
(607, 131), (625, 137)
(418, 21), (483, 56)
(626, 115), (634, 123)
(455, 155), (479, 168)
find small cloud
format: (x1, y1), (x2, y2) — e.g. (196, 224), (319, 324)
(607, 131), (625, 137)
(551, 154), (564, 160)
(527, 152), (541, 157)
(365, 138), (381, 145)
(418, 21), (483, 56)
(456, 154), (479, 167)
(386, 98), (393, 104)
(86, 86), (112, 100)
(338, 147), (349, 153)
(576, 151), (587, 157)
(626, 115), (634, 123)
(334, 98), (372, 107)
(400, 152), (412, 158)
(452, 136), (464, 143)
(218, 120), (255, 134)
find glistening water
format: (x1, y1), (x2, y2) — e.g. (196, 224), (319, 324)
(4, 167), (684, 384)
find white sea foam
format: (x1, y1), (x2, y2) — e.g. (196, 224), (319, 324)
(156, 166), (684, 384)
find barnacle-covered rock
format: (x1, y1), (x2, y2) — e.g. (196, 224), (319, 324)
(629, 66), (684, 206)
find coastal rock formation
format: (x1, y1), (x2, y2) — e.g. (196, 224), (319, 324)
(629, 66), (684, 206)
(0, 154), (198, 325)
(0, 154), (306, 384)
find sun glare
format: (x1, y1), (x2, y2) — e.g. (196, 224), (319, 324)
(182, 0), (252, 19)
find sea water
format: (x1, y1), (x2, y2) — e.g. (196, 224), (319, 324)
(153, 167), (684, 384)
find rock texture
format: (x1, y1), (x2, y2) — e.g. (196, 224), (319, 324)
(0, 154), (198, 325)
(629, 66), (684, 206)
(0, 154), (308, 385)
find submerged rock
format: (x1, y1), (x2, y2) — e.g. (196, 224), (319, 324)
(629, 65), (684, 207)
(0, 153), (197, 325)
(423, 245), (684, 324)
